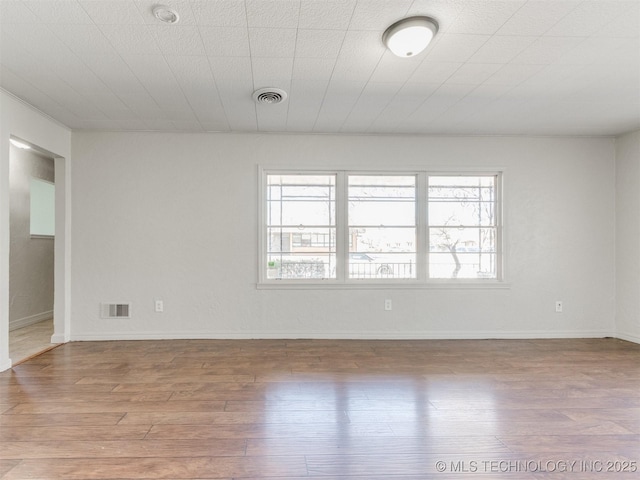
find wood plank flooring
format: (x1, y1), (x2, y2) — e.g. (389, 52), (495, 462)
(8, 319), (57, 366)
(1, 338), (639, 479)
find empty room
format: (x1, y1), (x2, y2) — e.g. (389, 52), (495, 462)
(1, 0), (639, 479)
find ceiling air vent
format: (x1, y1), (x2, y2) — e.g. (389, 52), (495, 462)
(101, 303), (131, 319)
(252, 88), (288, 105)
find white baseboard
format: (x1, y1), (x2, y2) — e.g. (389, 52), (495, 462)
(50, 333), (67, 344)
(9, 311), (53, 331)
(615, 331), (640, 345)
(0, 359), (12, 372)
(69, 329), (614, 342)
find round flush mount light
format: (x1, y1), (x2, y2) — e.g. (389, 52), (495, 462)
(153, 5), (180, 24)
(252, 88), (288, 105)
(383, 16), (439, 58)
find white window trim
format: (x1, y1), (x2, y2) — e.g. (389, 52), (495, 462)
(258, 166), (508, 290)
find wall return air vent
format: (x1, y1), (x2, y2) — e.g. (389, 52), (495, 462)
(101, 303), (131, 319)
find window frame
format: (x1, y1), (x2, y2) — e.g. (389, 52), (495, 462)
(346, 173), (419, 282)
(264, 172), (338, 281)
(426, 174), (501, 281)
(258, 167), (506, 289)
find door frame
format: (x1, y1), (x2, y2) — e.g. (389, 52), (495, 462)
(1, 134), (70, 370)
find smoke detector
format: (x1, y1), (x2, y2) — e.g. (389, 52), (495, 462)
(153, 5), (180, 24)
(252, 88), (288, 105)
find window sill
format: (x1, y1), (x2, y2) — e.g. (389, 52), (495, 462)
(256, 280), (510, 290)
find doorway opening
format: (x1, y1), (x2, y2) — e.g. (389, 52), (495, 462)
(8, 139), (59, 364)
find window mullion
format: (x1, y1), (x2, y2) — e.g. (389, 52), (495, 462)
(259, 167), (267, 284)
(495, 174), (503, 280)
(417, 173), (428, 281)
(336, 172), (347, 282)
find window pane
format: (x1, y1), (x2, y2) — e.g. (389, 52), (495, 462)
(349, 175), (415, 226)
(429, 228), (496, 279)
(429, 252), (496, 279)
(429, 228), (496, 253)
(349, 228), (416, 279)
(267, 253), (336, 280)
(291, 231), (334, 248)
(350, 227), (416, 253)
(267, 175), (335, 226)
(272, 200), (334, 226)
(348, 252), (416, 279)
(429, 176), (495, 188)
(348, 175), (417, 279)
(30, 178), (55, 236)
(268, 227), (335, 253)
(429, 199), (495, 226)
(428, 176), (495, 227)
(266, 174), (336, 279)
(428, 175), (498, 280)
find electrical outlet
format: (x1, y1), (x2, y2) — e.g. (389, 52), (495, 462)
(555, 301), (563, 313)
(385, 299), (392, 311)
(155, 300), (164, 312)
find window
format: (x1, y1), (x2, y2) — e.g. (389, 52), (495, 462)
(348, 175), (416, 279)
(261, 170), (502, 285)
(266, 174), (336, 280)
(428, 176), (498, 279)
(291, 233), (332, 248)
(30, 177), (55, 237)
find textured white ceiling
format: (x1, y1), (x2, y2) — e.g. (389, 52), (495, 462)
(1, 0), (638, 136)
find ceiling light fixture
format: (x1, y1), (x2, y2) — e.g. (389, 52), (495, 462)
(383, 16), (438, 58)
(10, 138), (31, 149)
(153, 5), (180, 24)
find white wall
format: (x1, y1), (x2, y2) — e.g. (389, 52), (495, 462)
(70, 132), (616, 340)
(615, 129), (640, 343)
(0, 89), (71, 371)
(9, 146), (55, 330)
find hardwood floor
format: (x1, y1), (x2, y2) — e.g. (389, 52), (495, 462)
(8, 319), (57, 366)
(1, 338), (639, 479)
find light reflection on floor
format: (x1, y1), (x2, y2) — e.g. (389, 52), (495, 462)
(262, 372), (498, 470)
